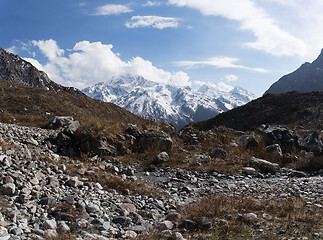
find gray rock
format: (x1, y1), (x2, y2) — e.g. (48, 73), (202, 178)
(0, 183), (16, 195)
(302, 131), (322, 153)
(210, 148), (227, 159)
(181, 219), (197, 230)
(157, 220), (174, 230)
(66, 177), (83, 188)
(266, 144), (283, 158)
(43, 219), (57, 230)
(198, 217), (212, 230)
(155, 152), (170, 164)
(57, 221), (70, 233)
(250, 156), (280, 173)
(86, 204), (101, 214)
(242, 167), (257, 175)
(239, 135), (258, 150)
(138, 130), (173, 152)
(257, 125), (297, 151)
(243, 213), (258, 223)
(0, 226), (9, 239)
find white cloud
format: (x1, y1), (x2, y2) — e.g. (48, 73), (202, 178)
(21, 40), (190, 89)
(125, 16), (179, 29)
(93, 4), (133, 16)
(224, 74), (239, 82)
(175, 57), (268, 73)
(6, 46), (18, 55)
(143, 1), (162, 7)
(168, 0), (307, 56)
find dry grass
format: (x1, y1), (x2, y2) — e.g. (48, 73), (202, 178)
(0, 78), (168, 138)
(138, 195), (323, 239)
(178, 195), (323, 239)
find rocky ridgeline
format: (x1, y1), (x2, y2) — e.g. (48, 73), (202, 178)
(0, 121), (322, 239)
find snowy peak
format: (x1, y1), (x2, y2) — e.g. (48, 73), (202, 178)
(83, 74), (255, 129)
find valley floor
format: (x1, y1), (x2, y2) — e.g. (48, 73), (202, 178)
(0, 123), (322, 240)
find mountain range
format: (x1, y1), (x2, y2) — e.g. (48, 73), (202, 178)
(82, 75), (255, 129)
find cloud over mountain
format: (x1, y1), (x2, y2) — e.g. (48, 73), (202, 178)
(19, 40), (190, 89)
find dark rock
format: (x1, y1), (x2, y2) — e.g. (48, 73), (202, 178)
(112, 216), (131, 226)
(198, 217), (212, 230)
(181, 219), (198, 231)
(39, 197), (56, 206)
(302, 131), (322, 154)
(239, 135), (258, 150)
(266, 144), (283, 158)
(138, 130), (173, 152)
(0, 183), (15, 195)
(210, 148), (227, 159)
(256, 125), (297, 151)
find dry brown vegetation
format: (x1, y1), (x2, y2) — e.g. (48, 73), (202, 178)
(178, 195), (323, 239)
(0, 78), (167, 138)
(138, 195), (323, 240)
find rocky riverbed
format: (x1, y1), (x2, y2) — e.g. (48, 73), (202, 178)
(0, 123), (322, 240)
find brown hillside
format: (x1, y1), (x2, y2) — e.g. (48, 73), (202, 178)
(190, 91), (323, 131)
(0, 78), (160, 134)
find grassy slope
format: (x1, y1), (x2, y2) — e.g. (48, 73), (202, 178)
(0, 78), (161, 135)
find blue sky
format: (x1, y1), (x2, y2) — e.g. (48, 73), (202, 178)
(1, 0), (323, 96)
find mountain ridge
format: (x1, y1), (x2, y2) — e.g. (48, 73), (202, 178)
(0, 48), (80, 94)
(264, 49), (323, 95)
(83, 74), (255, 129)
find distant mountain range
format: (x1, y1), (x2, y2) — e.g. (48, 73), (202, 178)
(265, 49), (323, 95)
(82, 74), (255, 129)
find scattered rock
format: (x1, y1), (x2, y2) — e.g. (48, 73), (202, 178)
(210, 148), (227, 159)
(250, 156), (280, 173)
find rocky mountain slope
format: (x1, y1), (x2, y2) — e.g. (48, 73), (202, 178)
(82, 75), (255, 129)
(191, 91), (323, 132)
(264, 49), (323, 95)
(0, 48), (79, 94)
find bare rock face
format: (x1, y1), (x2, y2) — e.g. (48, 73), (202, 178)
(264, 49), (323, 95)
(0, 48), (80, 94)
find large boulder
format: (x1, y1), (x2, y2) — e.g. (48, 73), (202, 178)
(47, 116), (80, 135)
(302, 131), (322, 154)
(256, 125), (297, 151)
(238, 135), (258, 150)
(137, 130), (173, 152)
(250, 156), (280, 174)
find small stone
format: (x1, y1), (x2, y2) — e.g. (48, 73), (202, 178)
(0, 183), (16, 195)
(181, 219), (197, 230)
(157, 220), (174, 230)
(86, 204), (101, 214)
(57, 221), (70, 232)
(170, 232), (185, 240)
(166, 212), (180, 222)
(39, 197), (56, 206)
(30, 178), (39, 185)
(66, 177), (83, 188)
(43, 219), (57, 230)
(242, 167), (257, 175)
(198, 217), (212, 230)
(243, 213), (258, 223)
(155, 152), (170, 164)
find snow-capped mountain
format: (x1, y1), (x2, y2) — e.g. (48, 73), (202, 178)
(82, 74), (255, 129)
